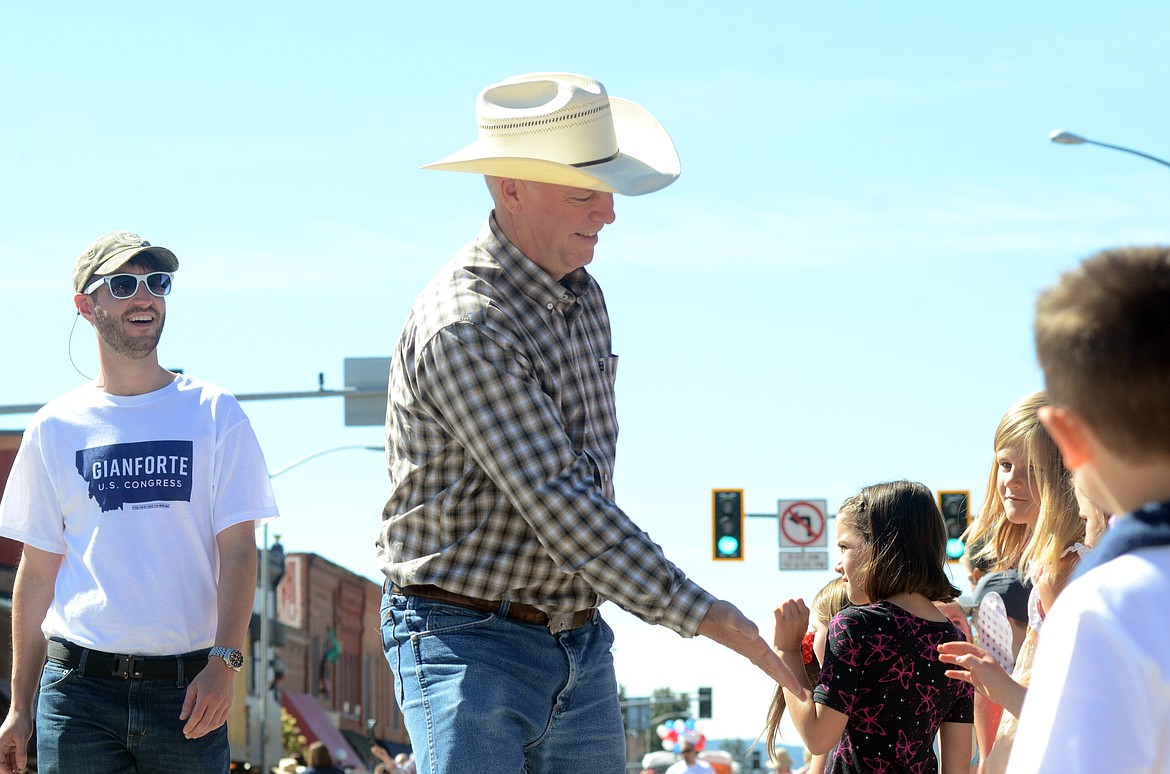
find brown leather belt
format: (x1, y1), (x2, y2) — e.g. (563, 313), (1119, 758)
(395, 584), (595, 634)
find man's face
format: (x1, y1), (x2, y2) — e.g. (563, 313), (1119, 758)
(507, 181), (616, 280)
(87, 261), (166, 359)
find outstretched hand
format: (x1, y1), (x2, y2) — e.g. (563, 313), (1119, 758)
(937, 640), (1026, 716)
(698, 600), (808, 701)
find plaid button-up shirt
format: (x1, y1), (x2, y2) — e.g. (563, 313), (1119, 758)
(377, 215), (714, 636)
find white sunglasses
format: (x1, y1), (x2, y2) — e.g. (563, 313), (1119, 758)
(84, 272), (174, 299)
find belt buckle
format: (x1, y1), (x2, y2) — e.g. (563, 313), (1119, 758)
(546, 612), (576, 634)
(112, 654), (142, 680)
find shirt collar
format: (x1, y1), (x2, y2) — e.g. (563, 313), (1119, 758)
(485, 213), (591, 315)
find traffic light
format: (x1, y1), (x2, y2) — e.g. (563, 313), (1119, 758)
(697, 686), (712, 719)
(938, 490), (970, 561)
(712, 489), (744, 560)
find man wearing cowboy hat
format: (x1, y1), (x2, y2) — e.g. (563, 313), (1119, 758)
(377, 73), (804, 774)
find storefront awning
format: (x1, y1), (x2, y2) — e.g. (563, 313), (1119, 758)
(338, 729), (411, 770)
(281, 690), (361, 768)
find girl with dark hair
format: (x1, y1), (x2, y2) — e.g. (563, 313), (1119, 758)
(772, 480), (974, 773)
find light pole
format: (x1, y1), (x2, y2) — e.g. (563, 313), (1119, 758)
(260, 445), (383, 773)
(1049, 130), (1170, 169)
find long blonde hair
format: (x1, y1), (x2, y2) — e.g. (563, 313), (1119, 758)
(964, 391), (1058, 572)
(763, 577), (851, 768)
(1021, 463), (1083, 584)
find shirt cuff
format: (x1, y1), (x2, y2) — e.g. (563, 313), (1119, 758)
(657, 580), (717, 637)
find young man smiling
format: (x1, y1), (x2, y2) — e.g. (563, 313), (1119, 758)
(0, 231), (279, 774)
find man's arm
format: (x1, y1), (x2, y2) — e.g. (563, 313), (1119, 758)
(699, 600), (807, 698)
(0, 545), (62, 774)
(180, 521), (257, 739)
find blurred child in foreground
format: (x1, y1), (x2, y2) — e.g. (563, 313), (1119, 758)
(1006, 246), (1170, 773)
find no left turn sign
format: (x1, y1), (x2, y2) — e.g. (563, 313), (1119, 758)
(778, 499), (828, 548)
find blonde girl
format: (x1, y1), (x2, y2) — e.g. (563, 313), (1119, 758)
(939, 390), (1085, 774)
(764, 577), (850, 773)
(963, 391), (1053, 575)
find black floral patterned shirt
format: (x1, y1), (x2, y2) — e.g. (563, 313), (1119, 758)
(814, 601), (974, 773)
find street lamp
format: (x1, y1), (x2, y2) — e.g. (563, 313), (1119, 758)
(259, 445), (383, 773)
(1048, 130), (1170, 169)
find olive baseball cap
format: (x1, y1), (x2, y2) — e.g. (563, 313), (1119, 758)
(73, 230), (179, 293)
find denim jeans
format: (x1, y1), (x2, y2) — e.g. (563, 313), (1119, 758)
(381, 591), (627, 774)
(36, 658), (229, 774)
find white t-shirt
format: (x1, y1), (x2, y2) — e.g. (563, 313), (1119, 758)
(0, 375), (279, 655)
(664, 760), (713, 774)
(1007, 547), (1170, 773)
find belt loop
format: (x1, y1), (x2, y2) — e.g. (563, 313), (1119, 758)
(77, 647), (89, 678)
(175, 654), (185, 687)
(497, 600), (511, 619)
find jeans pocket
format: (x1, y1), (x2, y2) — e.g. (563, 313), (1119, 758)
(40, 661), (76, 691)
(420, 603), (496, 637)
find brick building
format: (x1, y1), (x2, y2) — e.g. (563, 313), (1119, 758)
(276, 552), (409, 768)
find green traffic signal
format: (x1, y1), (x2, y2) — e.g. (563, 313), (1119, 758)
(712, 489), (744, 561)
(716, 535), (740, 556)
(938, 490), (970, 562)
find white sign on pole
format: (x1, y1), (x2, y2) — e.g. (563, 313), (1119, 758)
(779, 552), (830, 571)
(777, 499), (828, 548)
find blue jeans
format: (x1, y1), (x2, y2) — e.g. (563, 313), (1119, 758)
(381, 591), (627, 774)
(36, 658), (229, 774)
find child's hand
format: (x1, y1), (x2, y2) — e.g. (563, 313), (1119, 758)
(937, 640), (1025, 714)
(773, 598), (811, 654)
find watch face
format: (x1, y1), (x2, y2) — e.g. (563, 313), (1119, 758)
(212, 647), (244, 670)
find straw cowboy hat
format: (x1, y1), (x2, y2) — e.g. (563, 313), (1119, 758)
(423, 72), (680, 196)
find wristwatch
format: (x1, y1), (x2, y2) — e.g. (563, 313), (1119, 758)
(209, 646), (244, 672)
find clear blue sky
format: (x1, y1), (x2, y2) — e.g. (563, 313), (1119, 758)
(3, 0), (1168, 744)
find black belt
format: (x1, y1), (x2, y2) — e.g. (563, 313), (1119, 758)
(394, 584), (596, 634)
(47, 639), (210, 680)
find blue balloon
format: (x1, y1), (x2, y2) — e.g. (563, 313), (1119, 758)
(686, 719), (696, 730)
